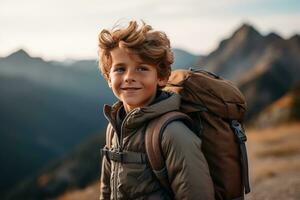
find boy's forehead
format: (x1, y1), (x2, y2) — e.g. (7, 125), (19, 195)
(111, 47), (144, 65)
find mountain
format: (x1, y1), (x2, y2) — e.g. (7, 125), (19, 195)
(0, 49), (114, 196)
(198, 23), (284, 81)
(197, 24), (300, 120)
(238, 33), (300, 120)
(172, 48), (200, 70)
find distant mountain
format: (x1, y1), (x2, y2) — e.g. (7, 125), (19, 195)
(198, 23), (284, 81)
(6, 49), (42, 60)
(0, 49), (114, 197)
(172, 48), (200, 70)
(239, 33), (300, 120)
(197, 24), (300, 120)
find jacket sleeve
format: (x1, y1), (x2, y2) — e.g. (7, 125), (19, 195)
(99, 125), (112, 200)
(161, 121), (215, 200)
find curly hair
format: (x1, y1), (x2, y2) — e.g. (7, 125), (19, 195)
(98, 20), (173, 80)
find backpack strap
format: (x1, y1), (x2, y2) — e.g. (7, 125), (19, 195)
(106, 123), (114, 148)
(101, 123), (114, 163)
(145, 111), (193, 194)
(231, 120), (251, 194)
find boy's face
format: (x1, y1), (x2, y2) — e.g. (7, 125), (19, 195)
(108, 47), (167, 113)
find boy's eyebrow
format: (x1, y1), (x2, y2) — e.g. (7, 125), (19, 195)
(112, 61), (147, 67)
(112, 62), (127, 67)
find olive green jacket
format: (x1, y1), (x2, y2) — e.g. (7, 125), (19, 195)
(100, 93), (214, 200)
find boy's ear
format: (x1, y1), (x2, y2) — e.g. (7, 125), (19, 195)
(158, 77), (168, 87)
(108, 77), (112, 88)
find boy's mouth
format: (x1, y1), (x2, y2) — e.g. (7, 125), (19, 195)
(121, 87), (141, 90)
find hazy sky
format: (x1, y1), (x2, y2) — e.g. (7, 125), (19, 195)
(1, 0), (299, 61)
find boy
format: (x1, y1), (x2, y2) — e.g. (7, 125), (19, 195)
(98, 20), (214, 200)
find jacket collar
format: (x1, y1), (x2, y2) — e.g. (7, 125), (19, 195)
(103, 92), (181, 133)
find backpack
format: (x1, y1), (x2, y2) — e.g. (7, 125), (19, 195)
(145, 68), (250, 200)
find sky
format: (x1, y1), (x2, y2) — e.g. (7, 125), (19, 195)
(0, 0), (299, 61)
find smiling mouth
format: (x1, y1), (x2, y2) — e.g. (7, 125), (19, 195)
(121, 87), (141, 90)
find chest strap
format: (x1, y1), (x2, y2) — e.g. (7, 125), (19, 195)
(102, 148), (147, 164)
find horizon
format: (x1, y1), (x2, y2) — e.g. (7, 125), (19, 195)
(4, 24), (300, 63)
(1, 0), (300, 61)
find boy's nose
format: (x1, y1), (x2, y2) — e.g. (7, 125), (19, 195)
(124, 69), (136, 83)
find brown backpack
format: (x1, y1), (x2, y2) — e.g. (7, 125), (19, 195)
(145, 68), (250, 200)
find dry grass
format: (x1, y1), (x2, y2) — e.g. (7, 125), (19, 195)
(255, 141), (300, 158)
(246, 122), (300, 199)
(54, 181), (99, 200)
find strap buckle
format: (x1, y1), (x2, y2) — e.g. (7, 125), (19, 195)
(101, 147), (109, 159)
(101, 148), (124, 163)
(231, 120), (247, 143)
(110, 151), (124, 162)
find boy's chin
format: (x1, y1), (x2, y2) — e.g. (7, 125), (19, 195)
(122, 97), (154, 111)
(123, 102), (140, 109)
(123, 101), (145, 111)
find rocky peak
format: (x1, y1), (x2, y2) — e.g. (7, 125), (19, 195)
(6, 49), (32, 60)
(288, 34), (300, 44)
(232, 23), (262, 40)
(266, 32), (282, 41)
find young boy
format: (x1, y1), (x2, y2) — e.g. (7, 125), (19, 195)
(98, 20), (214, 200)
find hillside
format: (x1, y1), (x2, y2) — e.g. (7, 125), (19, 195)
(251, 83), (300, 128)
(246, 123), (300, 200)
(0, 50), (113, 196)
(3, 132), (106, 200)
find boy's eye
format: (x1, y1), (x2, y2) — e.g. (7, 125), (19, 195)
(137, 66), (149, 71)
(113, 67), (125, 73)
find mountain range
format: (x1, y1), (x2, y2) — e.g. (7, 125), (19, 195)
(0, 51), (113, 196)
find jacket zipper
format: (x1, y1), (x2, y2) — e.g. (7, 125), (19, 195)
(113, 108), (139, 200)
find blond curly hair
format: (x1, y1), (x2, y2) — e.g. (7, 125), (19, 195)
(98, 20), (173, 80)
